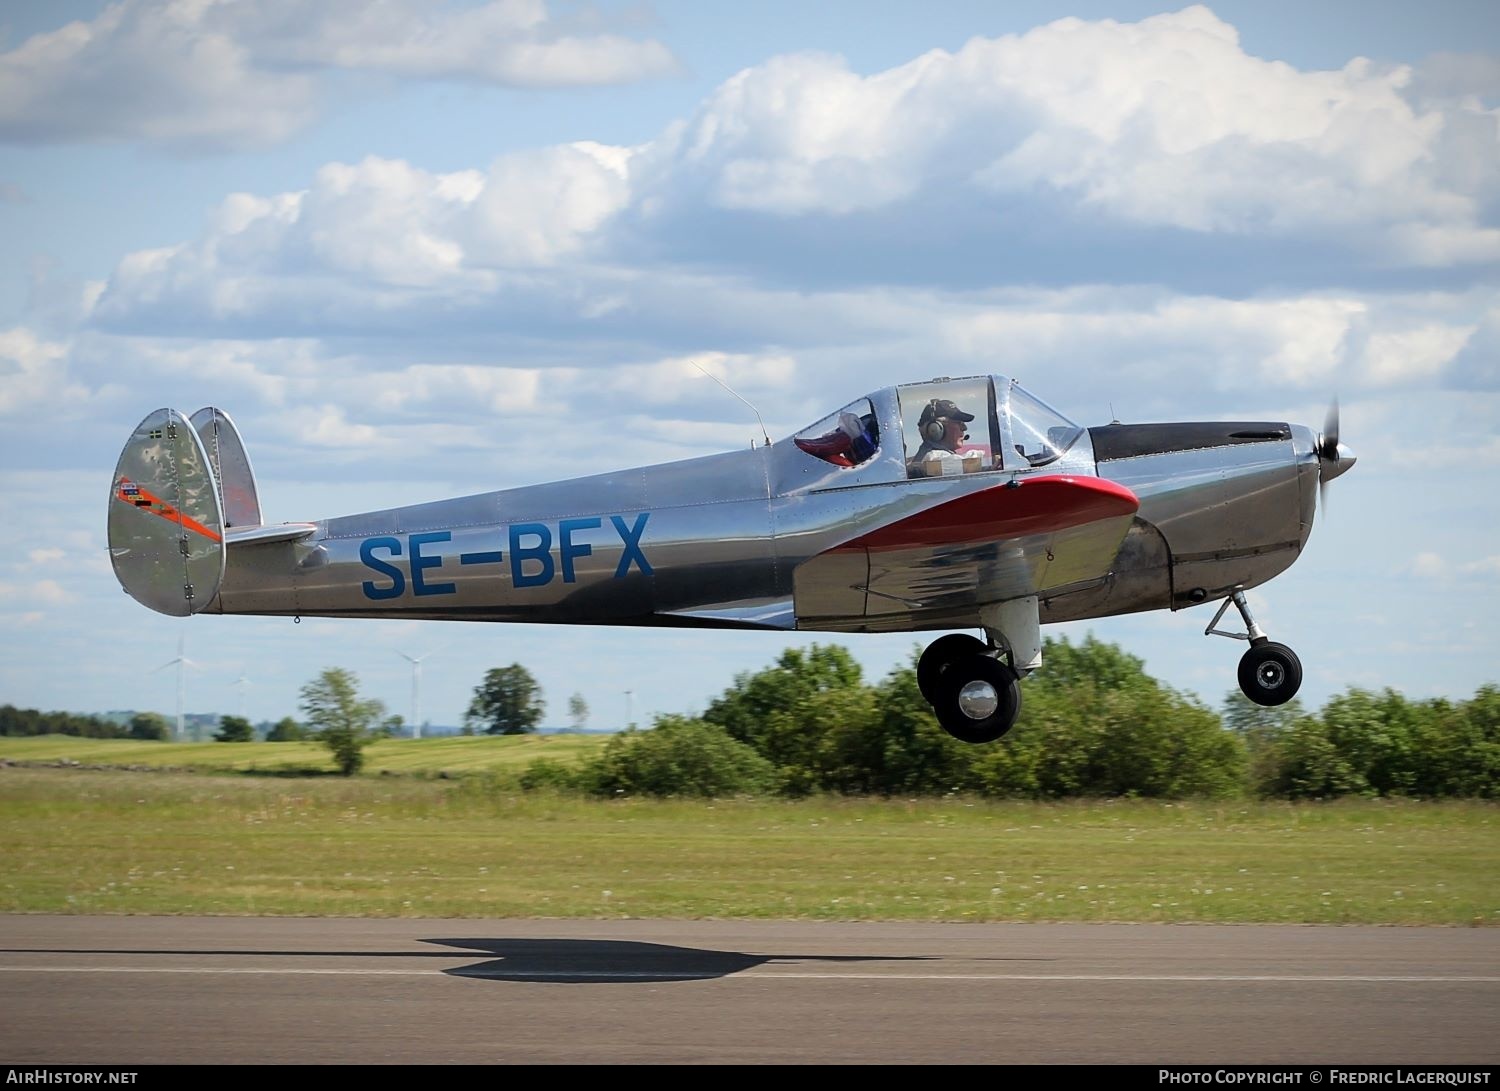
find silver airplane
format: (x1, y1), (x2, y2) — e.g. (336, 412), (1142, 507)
(107, 374), (1355, 743)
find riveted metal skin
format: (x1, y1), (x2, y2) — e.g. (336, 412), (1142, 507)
(1087, 421), (1320, 615)
(112, 377), (1338, 643)
(108, 408), (225, 617)
(190, 407), (261, 529)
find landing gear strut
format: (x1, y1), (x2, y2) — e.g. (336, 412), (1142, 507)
(1206, 588), (1303, 707)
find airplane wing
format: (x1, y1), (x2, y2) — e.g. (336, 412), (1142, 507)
(792, 475), (1140, 630)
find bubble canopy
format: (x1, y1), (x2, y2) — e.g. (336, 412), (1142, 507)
(792, 375), (1082, 476)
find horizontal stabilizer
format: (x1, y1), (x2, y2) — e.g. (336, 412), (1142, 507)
(224, 523), (317, 546)
(108, 408), (225, 617)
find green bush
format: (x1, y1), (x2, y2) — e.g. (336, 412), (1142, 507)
(214, 716), (254, 743)
(1257, 686), (1500, 799)
(1415, 686), (1500, 798)
(704, 644), (865, 774)
(265, 717), (306, 742)
(127, 712), (171, 742)
(980, 637), (1246, 799)
(581, 715), (779, 799)
(517, 758), (584, 793)
(698, 636), (1248, 799)
(828, 663), (978, 796)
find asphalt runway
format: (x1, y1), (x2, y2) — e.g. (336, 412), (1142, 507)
(0, 916), (1496, 1065)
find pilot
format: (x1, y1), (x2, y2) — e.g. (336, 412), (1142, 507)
(908, 398), (976, 472)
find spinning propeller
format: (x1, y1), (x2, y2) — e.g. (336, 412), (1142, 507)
(1316, 397), (1357, 510)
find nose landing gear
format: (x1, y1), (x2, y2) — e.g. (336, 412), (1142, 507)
(1206, 588), (1304, 707)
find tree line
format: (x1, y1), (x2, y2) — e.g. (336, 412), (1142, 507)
(0, 706), (313, 743)
(298, 663), (555, 773)
(0, 659), (553, 750)
(0, 706), (127, 739)
(521, 638), (1499, 801)
(5, 637), (1496, 798)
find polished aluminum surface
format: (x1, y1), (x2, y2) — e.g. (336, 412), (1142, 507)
(111, 374), (1344, 645)
(109, 408), (225, 618)
(957, 680), (1000, 719)
(1094, 427), (1314, 610)
(1321, 441), (1358, 483)
(220, 448), (777, 624)
(190, 407), (261, 529)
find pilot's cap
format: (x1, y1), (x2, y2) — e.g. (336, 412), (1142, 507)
(922, 398), (975, 425)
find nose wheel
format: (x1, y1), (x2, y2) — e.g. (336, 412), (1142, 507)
(1206, 589), (1304, 707)
(1238, 641), (1303, 706)
(918, 637), (1022, 743)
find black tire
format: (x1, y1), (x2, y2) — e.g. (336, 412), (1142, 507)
(917, 633), (988, 703)
(932, 654), (1022, 744)
(1238, 641), (1303, 706)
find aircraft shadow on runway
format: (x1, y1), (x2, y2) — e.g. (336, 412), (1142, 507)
(1, 940), (1052, 986)
(428, 938), (933, 984)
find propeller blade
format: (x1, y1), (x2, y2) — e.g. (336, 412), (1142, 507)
(1320, 397), (1339, 461)
(1315, 395), (1356, 496)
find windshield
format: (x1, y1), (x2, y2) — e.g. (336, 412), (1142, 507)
(794, 398), (880, 468)
(1006, 383), (1083, 467)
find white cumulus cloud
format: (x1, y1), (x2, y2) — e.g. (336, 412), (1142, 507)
(1361, 324), (1478, 386)
(93, 156), (496, 328)
(0, 1), (317, 149)
(946, 295), (1366, 390)
(0, 327), (84, 415)
(1406, 552), (1449, 579)
(300, 158), (487, 287)
(0, 0), (677, 150)
(87, 6), (1500, 341)
(469, 143), (635, 266)
(603, 351), (799, 406)
(234, 0), (675, 86)
(637, 6), (1500, 265)
(1461, 556), (1500, 578)
(367, 364), (543, 414)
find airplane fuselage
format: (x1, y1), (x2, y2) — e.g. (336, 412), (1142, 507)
(207, 389), (1321, 635)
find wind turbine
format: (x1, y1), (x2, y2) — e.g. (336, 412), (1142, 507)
(152, 635), (198, 740)
(233, 672), (251, 722)
(397, 650), (437, 738)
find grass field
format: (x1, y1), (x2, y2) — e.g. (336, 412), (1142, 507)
(0, 732), (607, 776)
(1, 765), (1495, 924)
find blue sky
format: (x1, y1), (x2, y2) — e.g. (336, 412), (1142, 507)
(1, 0), (1497, 731)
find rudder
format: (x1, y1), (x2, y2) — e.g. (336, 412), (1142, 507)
(190, 406), (262, 528)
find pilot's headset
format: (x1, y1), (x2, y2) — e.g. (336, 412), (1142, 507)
(920, 402), (947, 442)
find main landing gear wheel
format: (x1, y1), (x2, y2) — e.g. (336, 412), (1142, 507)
(916, 633), (987, 703)
(1238, 641), (1303, 707)
(932, 654), (1022, 744)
